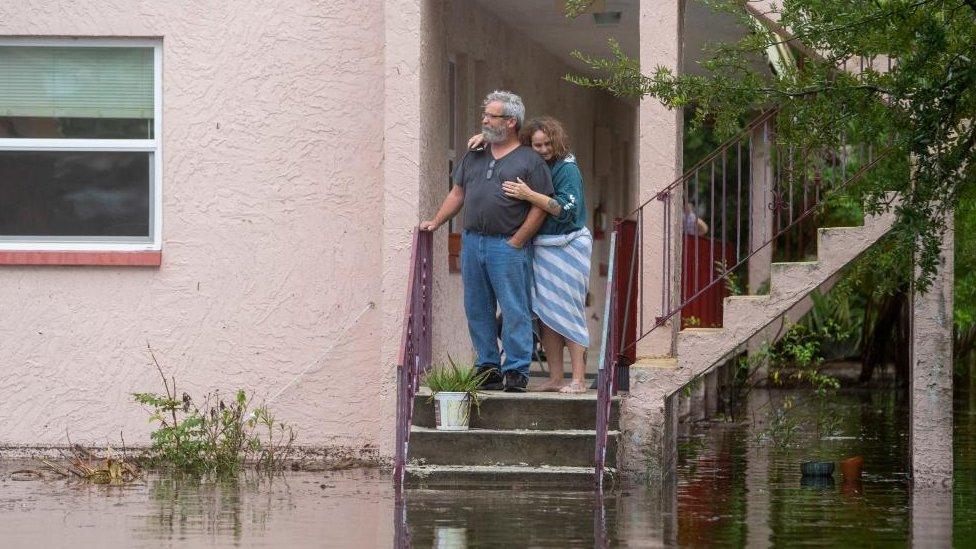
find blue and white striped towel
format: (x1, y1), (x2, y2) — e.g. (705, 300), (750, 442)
(531, 227), (593, 347)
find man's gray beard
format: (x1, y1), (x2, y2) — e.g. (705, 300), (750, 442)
(482, 125), (508, 144)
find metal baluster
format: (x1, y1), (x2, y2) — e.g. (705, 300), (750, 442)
(737, 141), (742, 263)
(721, 149), (727, 279)
(694, 171), (700, 295)
(710, 160), (715, 290)
(638, 206), (644, 335)
(788, 147), (794, 226)
(661, 198), (668, 316)
(666, 193), (672, 318)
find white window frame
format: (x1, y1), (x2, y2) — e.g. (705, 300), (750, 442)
(0, 37), (163, 252)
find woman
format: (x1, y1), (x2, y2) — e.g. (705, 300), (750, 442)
(469, 116), (592, 393)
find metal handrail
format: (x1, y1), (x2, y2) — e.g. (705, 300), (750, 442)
(624, 108), (779, 217)
(393, 228), (433, 493)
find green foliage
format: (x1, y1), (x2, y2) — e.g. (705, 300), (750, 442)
(955, 188), (976, 367)
(133, 388), (256, 476)
(760, 400), (802, 447)
(422, 356), (490, 402)
(716, 259), (745, 296)
(567, 0), (976, 290)
(250, 407), (296, 472)
(766, 324), (842, 396)
(562, 0), (596, 18)
(804, 290), (863, 359)
(134, 347), (295, 476)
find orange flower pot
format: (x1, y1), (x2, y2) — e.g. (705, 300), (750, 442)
(840, 456), (864, 480)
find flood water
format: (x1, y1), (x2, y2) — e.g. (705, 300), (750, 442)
(1, 384), (973, 548)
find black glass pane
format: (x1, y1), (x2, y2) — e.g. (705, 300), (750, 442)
(0, 151), (150, 238)
(0, 117), (153, 139)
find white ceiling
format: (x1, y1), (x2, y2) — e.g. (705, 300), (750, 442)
(470, 0), (764, 78)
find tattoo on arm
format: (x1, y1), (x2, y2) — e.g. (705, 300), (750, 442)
(547, 198), (559, 213)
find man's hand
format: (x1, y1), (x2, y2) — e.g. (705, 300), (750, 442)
(419, 220), (440, 231)
(507, 238), (523, 249)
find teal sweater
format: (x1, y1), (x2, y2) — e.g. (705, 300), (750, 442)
(538, 154), (587, 235)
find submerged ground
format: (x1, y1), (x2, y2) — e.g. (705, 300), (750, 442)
(1, 384), (973, 547)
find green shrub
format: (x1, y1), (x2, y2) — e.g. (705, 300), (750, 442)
(134, 348), (295, 476)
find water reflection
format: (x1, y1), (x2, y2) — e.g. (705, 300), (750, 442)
(0, 385), (971, 547)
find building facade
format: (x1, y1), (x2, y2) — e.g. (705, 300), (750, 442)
(0, 1), (664, 460)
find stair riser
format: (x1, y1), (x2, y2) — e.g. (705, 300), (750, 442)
(405, 469), (609, 489)
(412, 397), (619, 431)
(409, 431), (617, 467)
(770, 263), (821, 298)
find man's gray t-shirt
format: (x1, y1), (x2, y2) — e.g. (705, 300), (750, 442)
(452, 145), (555, 236)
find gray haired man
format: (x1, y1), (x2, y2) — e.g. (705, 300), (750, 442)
(420, 91), (554, 391)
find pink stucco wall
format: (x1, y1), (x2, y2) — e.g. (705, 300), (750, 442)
(0, 0), (636, 457)
(0, 1), (389, 455)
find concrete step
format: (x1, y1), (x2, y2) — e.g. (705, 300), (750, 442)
(676, 327), (726, 360)
(408, 426), (618, 468)
(412, 389), (619, 431)
(722, 294), (769, 326)
(405, 464), (616, 489)
(770, 260), (821, 298)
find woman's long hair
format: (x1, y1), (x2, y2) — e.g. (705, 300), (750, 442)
(519, 116), (571, 159)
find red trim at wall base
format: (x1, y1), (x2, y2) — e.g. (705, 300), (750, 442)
(0, 251), (162, 266)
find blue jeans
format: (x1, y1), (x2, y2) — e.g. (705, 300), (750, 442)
(461, 231), (533, 376)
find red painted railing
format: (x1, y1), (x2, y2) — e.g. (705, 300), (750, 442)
(393, 228), (433, 493)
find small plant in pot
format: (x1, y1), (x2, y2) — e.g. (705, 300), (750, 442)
(422, 357), (489, 431)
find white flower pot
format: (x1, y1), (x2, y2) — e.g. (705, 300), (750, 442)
(433, 391), (471, 431)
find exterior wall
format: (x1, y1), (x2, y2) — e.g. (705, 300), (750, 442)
(425, 0), (636, 370)
(910, 216), (954, 487)
(636, 0), (684, 358)
(0, 1), (390, 455)
(0, 0), (638, 456)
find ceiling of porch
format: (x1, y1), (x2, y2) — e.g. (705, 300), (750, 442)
(470, 0), (764, 78)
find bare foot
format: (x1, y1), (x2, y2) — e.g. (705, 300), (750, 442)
(534, 379), (565, 392)
(558, 380), (588, 394)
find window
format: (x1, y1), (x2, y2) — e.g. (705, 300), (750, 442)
(0, 39), (162, 256)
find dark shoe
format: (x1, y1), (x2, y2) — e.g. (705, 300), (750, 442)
(502, 371), (528, 393)
(477, 365), (504, 390)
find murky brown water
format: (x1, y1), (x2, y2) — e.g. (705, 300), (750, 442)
(1, 385), (973, 548)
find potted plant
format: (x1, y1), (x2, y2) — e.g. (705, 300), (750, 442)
(422, 358), (489, 431)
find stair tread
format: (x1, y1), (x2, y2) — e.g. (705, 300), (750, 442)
(407, 464), (612, 474)
(633, 357), (678, 368)
(415, 388), (620, 401)
(726, 294), (769, 301)
(771, 260), (819, 267)
(411, 426), (619, 436)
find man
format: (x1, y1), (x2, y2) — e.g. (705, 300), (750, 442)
(420, 91), (553, 392)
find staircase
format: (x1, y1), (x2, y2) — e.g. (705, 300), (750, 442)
(674, 211), (894, 380)
(595, 103), (901, 476)
(618, 209), (895, 474)
(406, 389), (620, 488)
